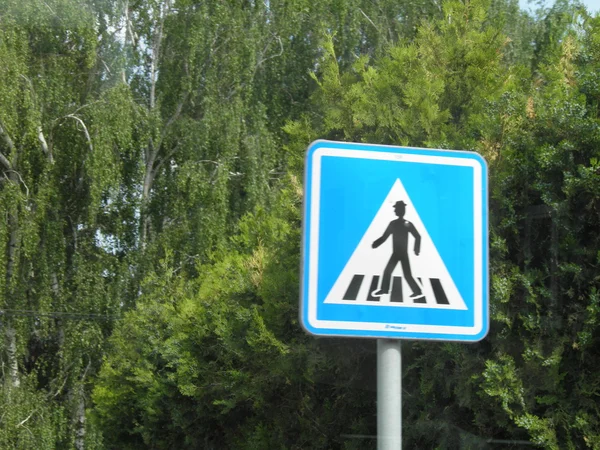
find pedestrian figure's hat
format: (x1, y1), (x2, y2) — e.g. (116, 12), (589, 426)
(393, 201), (406, 208)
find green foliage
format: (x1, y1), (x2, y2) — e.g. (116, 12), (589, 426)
(94, 181), (375, 449)
(291, 0), (510, 151)
(284, 0), (600, 447)
(0, 375), (66, 449)
(2, 0), (600, 448)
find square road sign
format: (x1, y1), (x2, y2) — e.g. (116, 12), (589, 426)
(300, 140), (488, 341)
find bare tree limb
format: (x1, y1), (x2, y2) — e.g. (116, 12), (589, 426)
(150, 0), (171, 109)
(51, 272), (59, 296)
(45, 362), (75, 399)
(65, 115), (93, 153)
(5, 170), (29, 197)
(16, 411), (36, 428)
(49, 374), (70, 399)
(358, 8), (379, 31)
(18, 75), (54, 164)
(5, 325), (20, 388)
(80, 357), (91, 382)
(38, 126), (53, 164)
(124, 0), (138, 49)
(153, 143), (180, 176)
(0, 152), (11, 171)
(256, 34), (284, 68)
(0, 120), (15, 170)
(162, 93), (188, 134)
(147, 93), (187, 176)
(67, 101), (103, 117)
(198, 160), (243, 178)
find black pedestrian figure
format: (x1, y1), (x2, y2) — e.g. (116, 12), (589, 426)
(372, 200), (423, 298)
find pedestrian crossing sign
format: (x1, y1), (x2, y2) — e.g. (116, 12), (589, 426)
(300, 140), (488, 341)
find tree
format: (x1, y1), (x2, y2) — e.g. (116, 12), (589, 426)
(0, 1), (135, 447)
(4, 0), (600, 447)
(285, 0), (600, 447)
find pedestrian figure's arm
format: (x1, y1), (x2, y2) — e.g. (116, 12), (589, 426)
(410, 224), (421, 255)
(372, 224), (391, 249)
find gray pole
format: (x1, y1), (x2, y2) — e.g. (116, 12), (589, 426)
(377, 339), (402, 449)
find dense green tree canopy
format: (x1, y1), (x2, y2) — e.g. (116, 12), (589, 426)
(1, 0), (600, 448)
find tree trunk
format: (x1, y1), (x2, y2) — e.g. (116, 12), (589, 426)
(5, 196), (18, 285)
(141, 156), (157, 247)
(73, 359), (90, 450)
(5, 324), (19, 388)
(139, 0), (172, 248)
(74, 390), (85, 450)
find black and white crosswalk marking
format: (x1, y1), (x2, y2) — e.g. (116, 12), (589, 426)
(339, 274), (457, 308)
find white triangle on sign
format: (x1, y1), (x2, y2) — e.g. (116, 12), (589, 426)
(324, 179), (467, 310)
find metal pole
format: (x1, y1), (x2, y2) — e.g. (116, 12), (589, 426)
(377, 339), (402, 449)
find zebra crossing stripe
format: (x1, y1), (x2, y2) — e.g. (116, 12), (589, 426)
(413, 278), (426, 303)
(366, 276), (380, 301)
(340, 275), (451, 305)
(430, 278), (449, 305)
(343, 275), (364, 301)
(390, 277), (403, 303)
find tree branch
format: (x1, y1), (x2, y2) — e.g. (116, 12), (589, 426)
(80, 357), (91, 382)
(153, 143), (180, 176)
(38, 126), (53, 164)
(0, 120), (15, 170)
(0, 152), (11, 171)
(65, 115), (93, 153)
(358, 8), (379, 32)
(198, 160), (243, 178)
(124, 0), (138, 49)
(150, 0), (171, 109)
(256, 35), (284, 68)
(17, 411), (36, 427)
(162, 93), (188, 134)
(5, 170), (29, 197)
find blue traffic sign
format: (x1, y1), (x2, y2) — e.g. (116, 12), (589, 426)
(300, 140), (488, 341)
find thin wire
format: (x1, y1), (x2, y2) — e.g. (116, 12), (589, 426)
(0, 309), (122, 320)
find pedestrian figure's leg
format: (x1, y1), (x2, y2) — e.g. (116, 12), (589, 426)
(400, 255), (422, 296)
(375, 255), (399, 295)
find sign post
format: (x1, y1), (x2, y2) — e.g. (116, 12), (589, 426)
(300, 140), (488, 448)
(377, 339), (402, 449)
